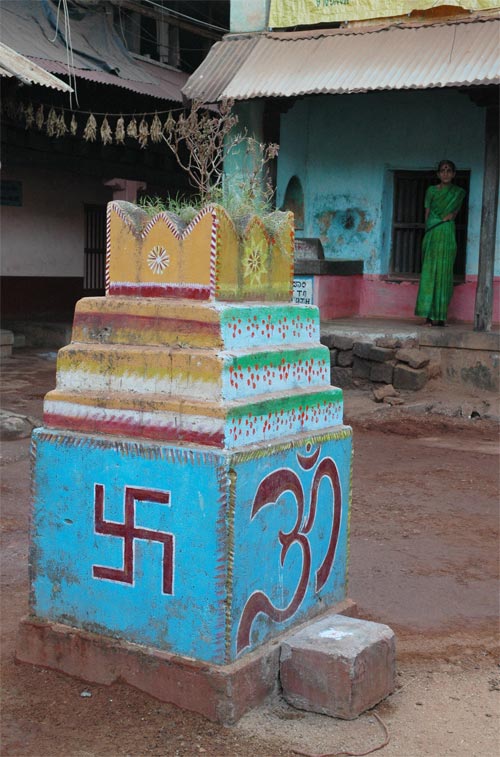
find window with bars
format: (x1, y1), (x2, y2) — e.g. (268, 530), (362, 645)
(390, 170), (469, 278)
(84, 204), (106, 294)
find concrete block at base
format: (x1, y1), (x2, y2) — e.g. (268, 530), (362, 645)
(280, 614), (396, 720)
(16, 616), (280, 725)
(16, 600), (357, 725)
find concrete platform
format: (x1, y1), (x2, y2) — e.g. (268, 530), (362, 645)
(0, 329), (14, 358)
(1, 321), (72, 349)
(16, 599), (357, 725)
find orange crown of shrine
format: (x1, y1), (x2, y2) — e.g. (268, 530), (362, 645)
(106, 201), (295, 302)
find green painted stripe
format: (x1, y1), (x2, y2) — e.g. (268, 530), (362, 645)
(220, 304), (319, 326)
(226, 345), (328, 371)
(228, 388), (343, 420)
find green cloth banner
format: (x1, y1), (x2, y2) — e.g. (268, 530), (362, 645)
(269, 1), (499, 27)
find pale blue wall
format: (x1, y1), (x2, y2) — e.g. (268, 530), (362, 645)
(230, 0), (269, 31)
(273, 89), (499, 277)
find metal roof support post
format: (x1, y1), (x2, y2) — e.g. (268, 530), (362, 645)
(474, 104), (499, 332)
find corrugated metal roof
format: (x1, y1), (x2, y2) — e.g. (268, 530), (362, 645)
(183, 16), (500, 102)
(2, 0), (187, 102)
(30, 58), (187, 102)
(0, 42), (73, 91)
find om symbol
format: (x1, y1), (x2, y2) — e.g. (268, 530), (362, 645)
(236, 445), (342, 653)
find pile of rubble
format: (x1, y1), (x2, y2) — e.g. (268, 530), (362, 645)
(321, 334), (440, 394)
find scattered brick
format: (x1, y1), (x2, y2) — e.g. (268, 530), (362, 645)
(354, 343), (396, 362)
(383, 396), (405, 405)
(393, 364), (428, 391)
(372, 384), (398, 402)
(280, 614), (396, 720)
(352, 341), (373, 359)
(375, 337), (402, 349)
(332, 334), (354, 351)
(337, 349), (354, 367)
(330, 367), (355, 388)
(320, 334), (336, 349)
(370, 361), (395, 384)
(352, 357), (372, 379)
(368, 346), (397, 362)
(396, 348), (430, 369)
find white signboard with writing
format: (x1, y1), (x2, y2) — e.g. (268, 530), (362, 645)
(293, 276), (314, 305)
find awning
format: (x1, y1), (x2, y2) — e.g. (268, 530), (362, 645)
(182, 15), (500, 102)
(29, 57), (188, 102)
(0, 42), (72, 91)
(1, 0), (187, 102)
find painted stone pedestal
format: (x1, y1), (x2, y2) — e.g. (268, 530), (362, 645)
(18, 202), (354, 721)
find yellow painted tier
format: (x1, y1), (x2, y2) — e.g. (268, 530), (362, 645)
(107, 202), (294, 302)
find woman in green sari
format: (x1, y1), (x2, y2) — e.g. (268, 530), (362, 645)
(415, 160), (466, 326)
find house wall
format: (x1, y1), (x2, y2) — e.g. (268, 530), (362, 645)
(1, 166), (112, 317)
(230, 0), (269, 31)
(2, 166), (111, 277)
(272, 88), (499, 322)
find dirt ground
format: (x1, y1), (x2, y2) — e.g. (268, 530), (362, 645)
(1, 350), (499, 757)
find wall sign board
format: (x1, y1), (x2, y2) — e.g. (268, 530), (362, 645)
(293, 276), (314, 305)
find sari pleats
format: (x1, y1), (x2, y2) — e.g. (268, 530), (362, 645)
(415, 184), (465, 322)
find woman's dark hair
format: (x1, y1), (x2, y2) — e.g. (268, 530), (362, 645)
(437, 159), (456, 172)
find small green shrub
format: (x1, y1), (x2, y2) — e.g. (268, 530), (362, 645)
(141, 99), (282, 239)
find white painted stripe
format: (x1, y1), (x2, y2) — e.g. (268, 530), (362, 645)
(110, 281), (209, 291)
(44, 399), (224, 436)
(57, 368), (218, 400)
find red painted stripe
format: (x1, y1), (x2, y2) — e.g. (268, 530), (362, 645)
(109, 284), (211, 300)
(43, 412), (225, 447)
(74, 311), (221, 338)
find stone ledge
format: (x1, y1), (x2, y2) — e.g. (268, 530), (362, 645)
(0, 330), (14, 346)
(294, 260), (364, 276)
(419, 329), (499, 351)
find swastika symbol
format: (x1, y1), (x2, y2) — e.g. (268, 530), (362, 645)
(92, 484), (174, 594)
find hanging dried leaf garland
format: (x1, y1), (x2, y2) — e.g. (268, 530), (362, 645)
(100, 115), (113, 145)
(12, 101), (179, 148)
(35, 104), (44, 130)
(115, 116), (125, 144)
(163, 111), (175, 134)
(83, 113), (97, 142)
(55, 109), (68, 137)
(150, 112), (162, 143)
(25, 103), (34, 129)
(126, 116), (138, 139)
(4, 99), (18, 119)
(46, 107), (58, 137)
(138, 116), (149, 148)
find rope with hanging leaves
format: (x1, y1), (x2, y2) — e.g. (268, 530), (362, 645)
(1, 97), (190, 149)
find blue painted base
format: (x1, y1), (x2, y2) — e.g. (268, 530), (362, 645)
(30, 427), (352, 664)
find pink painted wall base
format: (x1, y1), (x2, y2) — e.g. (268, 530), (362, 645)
(316, 275), (500, 324)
